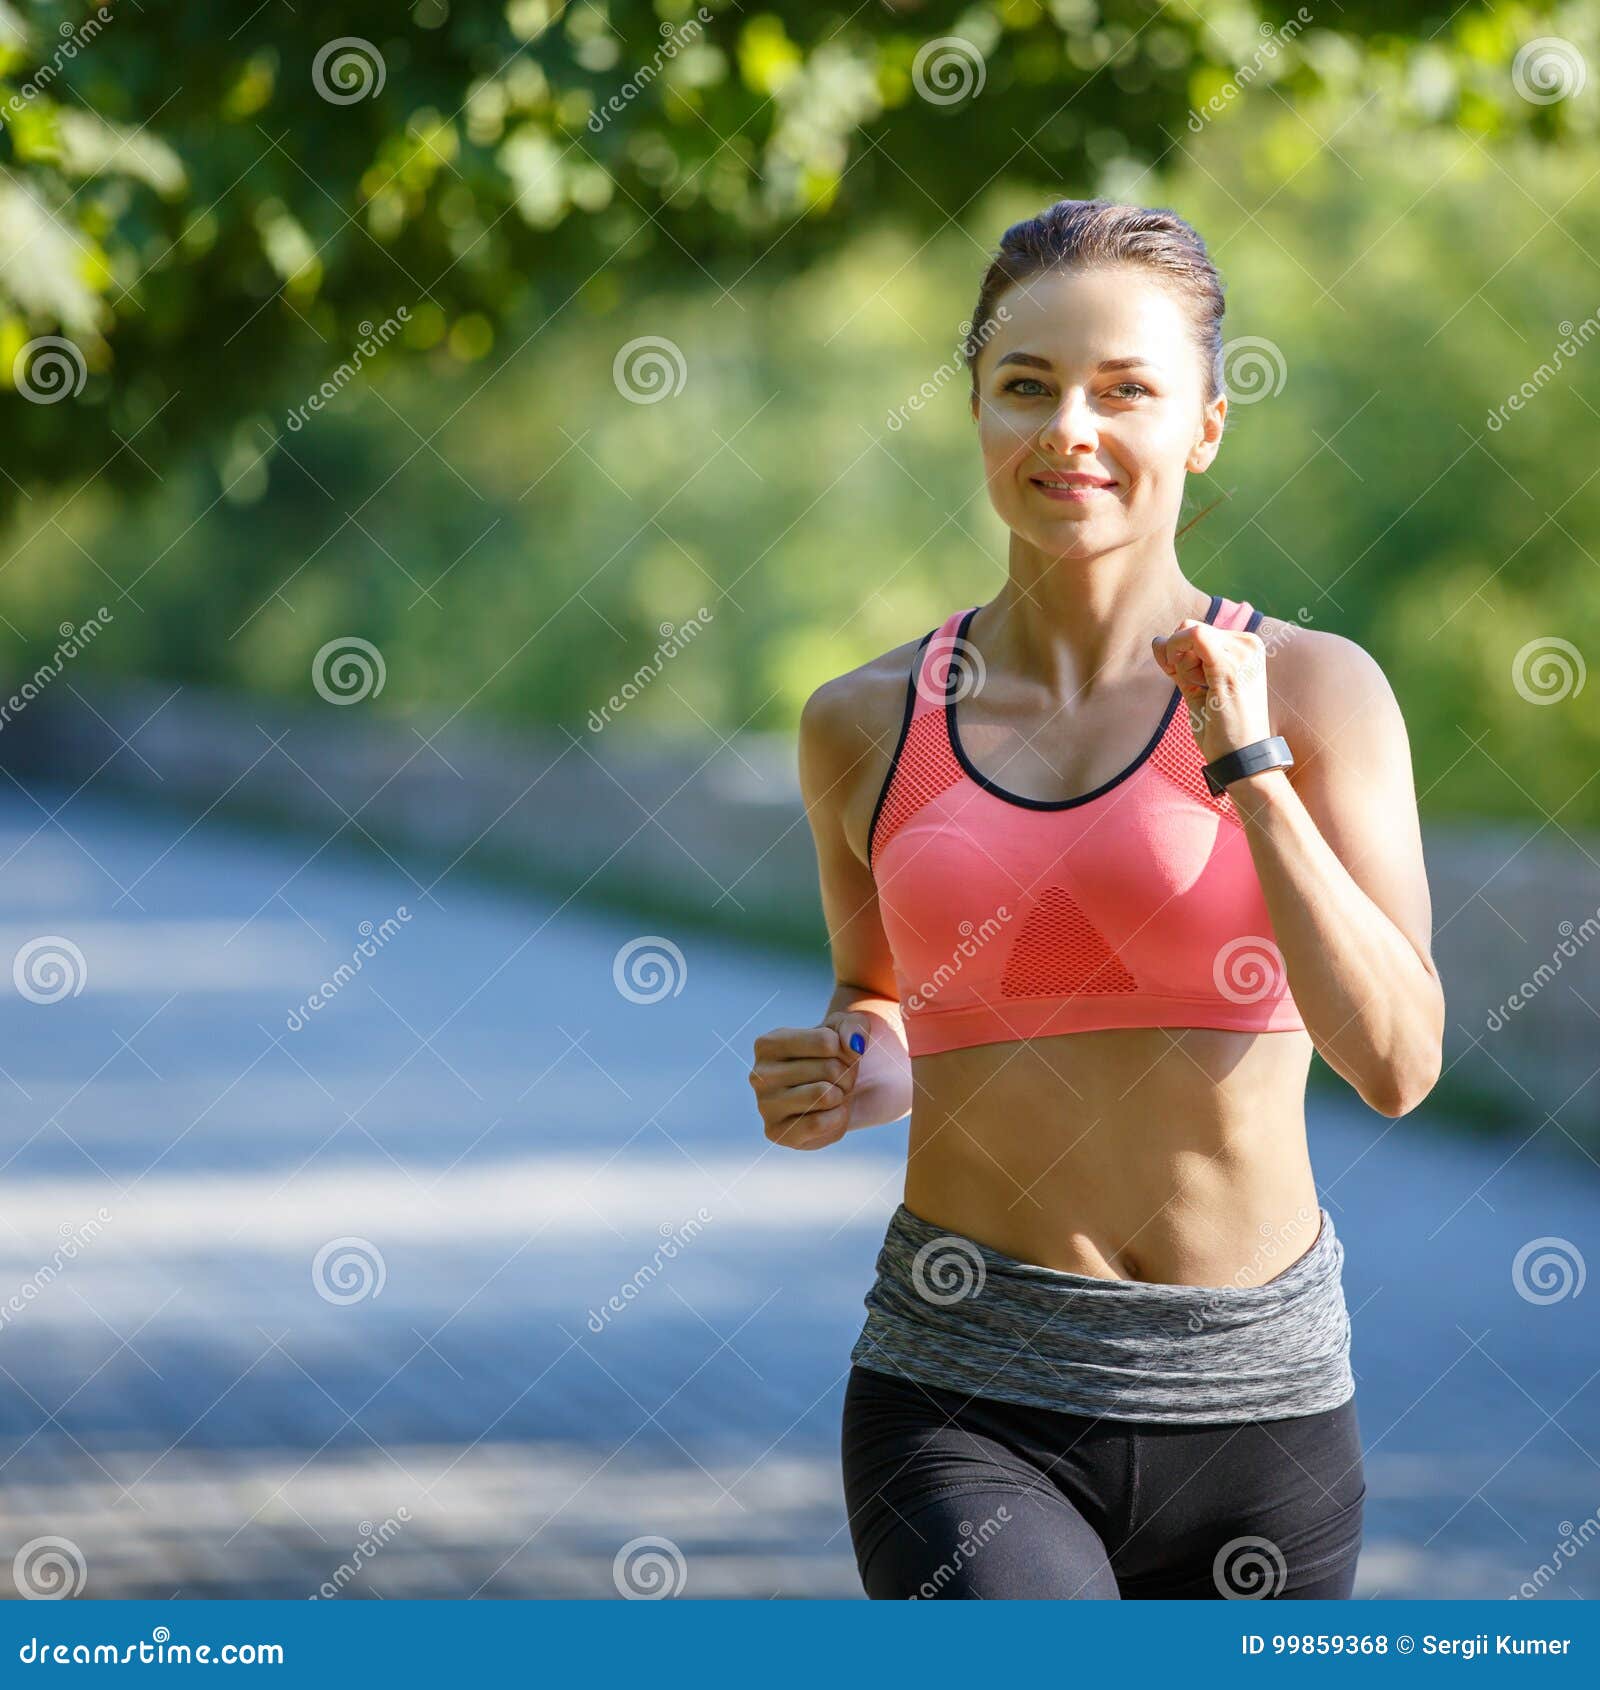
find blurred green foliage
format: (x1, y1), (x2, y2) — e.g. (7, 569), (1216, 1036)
(0, 0), (1588, 509)
(2, 0), (1598, 828)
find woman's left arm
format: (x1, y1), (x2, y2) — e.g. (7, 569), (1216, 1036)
(1223, 626), (1445, 1117)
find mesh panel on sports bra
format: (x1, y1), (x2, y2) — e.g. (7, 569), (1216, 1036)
(998, 885), (1139, 998)
(870, 707), (962, 866)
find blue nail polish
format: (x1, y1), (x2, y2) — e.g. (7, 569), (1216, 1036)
(849, 1031), (865, 1054)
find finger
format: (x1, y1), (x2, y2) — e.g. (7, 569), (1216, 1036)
(748, 1056), (851, 1095)
(823, 1011), (872, 1060)
(765, 1107), (848, 1150)
(752, 1024), (841, 1064)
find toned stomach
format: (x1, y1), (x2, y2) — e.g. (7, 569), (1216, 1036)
(902, 1025), (1320, 1288)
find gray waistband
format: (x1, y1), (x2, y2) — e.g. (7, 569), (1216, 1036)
(851, 1202), (1354, 1423)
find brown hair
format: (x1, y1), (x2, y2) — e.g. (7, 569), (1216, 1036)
(963, 198), (1228, 536)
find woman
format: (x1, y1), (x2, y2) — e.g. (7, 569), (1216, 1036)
(747, 199), (1445, 1600)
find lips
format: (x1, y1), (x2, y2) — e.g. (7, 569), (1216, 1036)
(1031, 473), (1116, 489)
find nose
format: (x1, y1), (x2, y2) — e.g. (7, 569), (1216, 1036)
(1037, 387), (1098, 456)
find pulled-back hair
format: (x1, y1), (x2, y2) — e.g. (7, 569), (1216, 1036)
(962, 198), (1228, 535)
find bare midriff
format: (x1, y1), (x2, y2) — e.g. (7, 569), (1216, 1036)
(901, 1024), (1320, 1288)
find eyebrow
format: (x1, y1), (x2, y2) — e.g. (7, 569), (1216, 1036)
(992, 352), (1161, 374)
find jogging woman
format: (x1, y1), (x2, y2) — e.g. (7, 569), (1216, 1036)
(748, 199), (1444, 1600)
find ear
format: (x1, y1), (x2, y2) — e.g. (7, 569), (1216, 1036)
(1188, 393), (1226, 471)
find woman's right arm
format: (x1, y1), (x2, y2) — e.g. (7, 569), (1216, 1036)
(748, 673), (914, 1150)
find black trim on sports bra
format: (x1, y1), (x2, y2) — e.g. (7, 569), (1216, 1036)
(1244, 606), (1264, 634)
(866, 625), (939, 875)
(943, 594), (1224, 812)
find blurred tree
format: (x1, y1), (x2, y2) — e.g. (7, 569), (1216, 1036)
(0, 0), (1588, 518)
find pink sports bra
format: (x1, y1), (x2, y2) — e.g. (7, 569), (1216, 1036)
(867, 594), (1306, 1057)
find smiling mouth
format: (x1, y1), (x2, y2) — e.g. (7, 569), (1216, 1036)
(1030, 475), (1118, 496)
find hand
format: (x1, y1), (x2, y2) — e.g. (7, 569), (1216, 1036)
(1150, 616), (1274, 768)
(748, 1011), (871, 1151)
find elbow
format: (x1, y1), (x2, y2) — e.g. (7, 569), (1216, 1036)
(1366, 1049), (1443, 1120)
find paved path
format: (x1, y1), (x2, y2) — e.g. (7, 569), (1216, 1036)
(0, 785), (1594, 1600)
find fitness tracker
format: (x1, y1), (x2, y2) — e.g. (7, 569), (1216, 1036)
(1202, 734), (1294, 796)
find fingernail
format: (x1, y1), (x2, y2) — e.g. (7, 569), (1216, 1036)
(849, 1032), (865, 1053)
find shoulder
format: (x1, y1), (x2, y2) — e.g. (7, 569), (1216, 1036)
(1255, 615), (1406, 763)
(798, 625), (935, 800)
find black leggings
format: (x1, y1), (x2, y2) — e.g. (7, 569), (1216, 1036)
(842, 1365), (1366, 1599)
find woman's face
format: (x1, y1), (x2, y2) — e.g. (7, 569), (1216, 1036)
(969, 264), (1224, 555)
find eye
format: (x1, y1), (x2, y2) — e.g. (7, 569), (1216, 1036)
(1001, 375), (1049, 396)
(1108, 380), (1152, 399)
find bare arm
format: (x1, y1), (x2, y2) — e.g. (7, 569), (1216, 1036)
(1229, 630), (1445, 1117)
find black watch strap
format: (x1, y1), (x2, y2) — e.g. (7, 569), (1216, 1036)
(1203, 735), (1294, 796)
